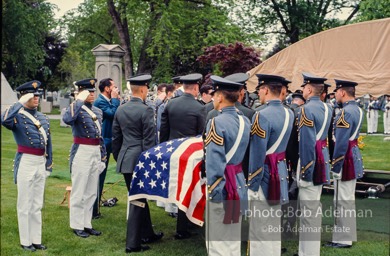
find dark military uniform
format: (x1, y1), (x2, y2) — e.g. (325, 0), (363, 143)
(159, 73), (206, 239)
(112, 74), (161, 252)
(160, 93), (207, 142)
(328, 80), (364, 248)
(63, 79), (106, 236)
(205, 75), (251, 255)
(1, 81), (52, 250)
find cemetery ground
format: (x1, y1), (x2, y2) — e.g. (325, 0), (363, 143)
(1, 119), (389, 256)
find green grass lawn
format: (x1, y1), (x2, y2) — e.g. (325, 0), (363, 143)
(1, 120), (389, 255)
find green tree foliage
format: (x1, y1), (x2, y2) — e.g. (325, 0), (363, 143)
(58, 0), (120, 87)
(2, 0), (56, 88)
(231, 0), (361, 56)
(356, 0), (390, 21)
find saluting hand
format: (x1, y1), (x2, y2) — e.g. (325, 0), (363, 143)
(76, 90), (90, 102)
(18, 93), (34, 104)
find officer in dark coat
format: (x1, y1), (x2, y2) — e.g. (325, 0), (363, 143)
(159, 73), (207, 239)
(63, 78), (106, 238)
(1, 81), (52, 251)
(112, 74), (163, 253)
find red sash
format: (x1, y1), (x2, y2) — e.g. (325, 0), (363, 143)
(342, 139), (358, 181)
(313, 139), (327, 185)
(223, 163), (242, 224)
(265, 152), (285, 205)
(17, 145), (45, 156)
(74, 137), (100, 145)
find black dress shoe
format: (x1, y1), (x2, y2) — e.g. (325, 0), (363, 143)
(32, 243), (47, 250)
(325, 242), (352, 248)
(92, 213), (101, 219)
(125, 245), (150, 253)
(141, 232), (164, 244)
(21, 245), (36, 252)
(73, 229), (90, 238)
(174, 231), (192, 240)
(84, 228), (102, 236)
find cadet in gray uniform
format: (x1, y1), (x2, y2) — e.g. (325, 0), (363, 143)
(207, 73), (255, 179)
(112, 74), (163, 253)
(205, 75), (251, 256)
(160, 73), (207, 239)
(248, 74), (293, 256)
(296, 73), (332, 256)
(63, 78), (106, 238)
(1, 81), (52, 251)
(325, 79), (364, 249)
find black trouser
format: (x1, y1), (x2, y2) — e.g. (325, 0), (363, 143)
(126, 199), (155, 248)
(93, 142), (111, 216)
(176, 210), (190, 234)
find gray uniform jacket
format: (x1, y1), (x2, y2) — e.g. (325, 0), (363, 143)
(160, 93), (206, 142)
(112, 97), (156, 174)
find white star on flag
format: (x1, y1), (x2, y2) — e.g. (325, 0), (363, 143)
(154, 145), (162, 151)
(161, 180), (167, 189)
(144, 151), (150, 159)
(144, 170), (150, 178)
(149, 179), (157, 188)
(156, 170), (161, 179)
(156, 152), (163, 160)
(166, 141), (173, 145)
(137, 180), (144, 188)
(161, 161), (167, 170)
(178, 138), (185, 141)
(167, 146), (174, 153)
(136, 161), (144, 169)
(149, 161), (156, 170)
(133, 172), (137, 179)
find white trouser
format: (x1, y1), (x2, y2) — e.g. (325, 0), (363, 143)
(205, 200), (242, 255)
(248, 188), (281, 256)
(332, 179), (357, 245)
(373, 110), (378, 132)
(17, 153), (47, 246)
(70, 144), (100, 230)
(384, 111), (390, 134)
(298, 183), (323, 256)
(366, 110), (375, 133)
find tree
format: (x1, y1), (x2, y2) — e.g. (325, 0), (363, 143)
(2, 0), (57, 88)
(356, 0), (390, 21)
(197, 42), (262, 77)
(231, 0), (361, 54)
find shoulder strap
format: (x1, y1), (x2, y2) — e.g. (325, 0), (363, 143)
(316, 102), (329, 140)
(18, 109), (48, 150)
(81, 105), (101, 135)
(350, 107), (363, 140)
(226, 115), (245, 163)
(266, 108), (289, 155)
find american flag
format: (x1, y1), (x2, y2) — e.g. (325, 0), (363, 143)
(128, 136), (206, 226)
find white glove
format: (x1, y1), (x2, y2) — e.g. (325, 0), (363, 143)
(45, 171), (51, 178)
(19, 93), (34, 104)
(332, 171), (341, 180)
(98, 161), (106, 174)
(76, 90), (90, 101)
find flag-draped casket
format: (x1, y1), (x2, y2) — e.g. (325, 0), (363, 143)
(128, 136), (206, 226)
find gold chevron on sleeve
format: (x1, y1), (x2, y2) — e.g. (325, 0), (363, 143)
(336, 110), (350, 128)
(71, 102), (75, 117)
(298, 107), (314, 128)
(204, 119), (224, 146)
(300, 161), (313, 174)
(332, 155), (345, 165)
(250, 113), (266, 138)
